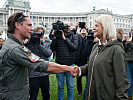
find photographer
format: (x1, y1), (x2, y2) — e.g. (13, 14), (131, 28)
(73, 22), (98, 98)
(123, 26), (133, 100)
(73, 22), (87, 35)
(25, 26), (52, 100)
(74, 28), (88, 96)
(50, 21), (78, 100)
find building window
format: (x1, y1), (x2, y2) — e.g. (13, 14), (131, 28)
(90, 22), (92, 28)
(58, 17), (60, 20)
(70, 17), (72, 21)
(45, 17), (48, 21)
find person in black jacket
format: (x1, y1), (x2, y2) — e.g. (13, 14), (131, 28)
(74, 26), (98, 97)
(123, 27), (133, 100)
(74, 28), (88, 96)
(25, 26), (52, 100)
(50, 21), (78, 100)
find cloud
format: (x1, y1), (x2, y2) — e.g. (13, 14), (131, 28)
(0, 0), (5, 7)
(0, 0), (132, 15)
(91, 0), (133, 15)
(29, 0), (133, 15)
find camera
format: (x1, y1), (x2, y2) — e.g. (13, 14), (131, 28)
(52, 20), (69, 31)
(86, 30), (94, 41)
(79, 22), (86, 29)
(52, 20), (64, 31)
(30, 32), (43, 37)
(52, 20), (69, 38)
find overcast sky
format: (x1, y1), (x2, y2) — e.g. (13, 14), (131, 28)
(0, 0), (133, 15)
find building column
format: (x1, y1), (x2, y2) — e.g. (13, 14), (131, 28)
(3, 14), (5, 26)
(8, 8), (11, 17)
(86, 15), (89, 27)
(6, 14), (8, 26)
(37, 16), (39, 25)
(12, 8), (15, 14)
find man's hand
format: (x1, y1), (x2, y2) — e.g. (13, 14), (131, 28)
(75, 22), (79, 29)
(85, 25), (89, 30)
(62, 31), (66, 40)
(69, 66), (79, 78)
(73, 22), (79, 31)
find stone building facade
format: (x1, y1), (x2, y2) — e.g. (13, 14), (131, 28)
(0, 0), (133, 37)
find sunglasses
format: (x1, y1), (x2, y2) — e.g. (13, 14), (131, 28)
(16, 13), (28, 22)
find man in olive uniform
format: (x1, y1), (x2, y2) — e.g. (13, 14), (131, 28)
(0, 12), (77, 100)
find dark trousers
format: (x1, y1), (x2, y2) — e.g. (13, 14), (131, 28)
(29, 76), (50, 100)
(77, 76), (82, 93)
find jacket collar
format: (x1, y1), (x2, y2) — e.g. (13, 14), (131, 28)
(98, 39), (107, 46)
(7, 33), (22, 45)
(98, 39), (115, 46)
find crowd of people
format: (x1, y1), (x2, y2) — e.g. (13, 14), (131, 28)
(0, 12), (133, 100)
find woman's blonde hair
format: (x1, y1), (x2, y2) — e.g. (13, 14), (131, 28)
(95, 15), (116, 40)
(33, 26), (45, 33)
(116, 28), (124, 39)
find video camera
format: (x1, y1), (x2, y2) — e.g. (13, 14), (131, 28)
(30, 32), (43, 37)
(86, 30), (94, 41)
(79, 22), (86, 29)
(52, 20), (69, 38)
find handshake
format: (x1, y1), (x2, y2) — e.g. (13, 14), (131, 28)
(46, 62), (80, 77)
(69, 66), (79, 78)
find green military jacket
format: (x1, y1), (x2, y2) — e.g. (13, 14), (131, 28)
(0, 33), (49, 100)
(80, 40), (128, 100)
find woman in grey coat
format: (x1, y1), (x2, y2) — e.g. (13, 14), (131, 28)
(76, 15), (129, 100)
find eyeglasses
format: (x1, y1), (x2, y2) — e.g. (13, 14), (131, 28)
(16, 13), (28, 22)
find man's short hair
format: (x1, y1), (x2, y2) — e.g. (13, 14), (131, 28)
(7, 12), (28, 33)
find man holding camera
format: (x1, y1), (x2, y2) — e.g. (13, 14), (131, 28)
(24, 26), (52, 100)
(50, 21), (78, 100)
(73, 22), (99, 99)
(74, 27), (88, 96)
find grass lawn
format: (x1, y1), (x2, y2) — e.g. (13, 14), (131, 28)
(37, 74), (86, 100)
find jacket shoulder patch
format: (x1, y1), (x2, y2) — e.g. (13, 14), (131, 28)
(19, 46), (30, 53)
(28, 53), (40, 62)
(19, 46), (40, 62)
